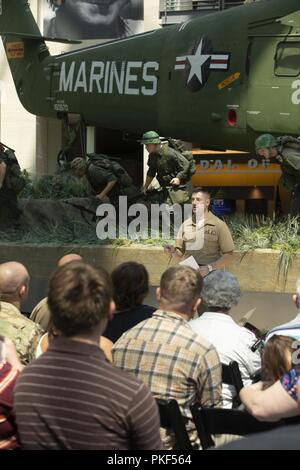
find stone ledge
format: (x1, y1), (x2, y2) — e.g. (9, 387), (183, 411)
(0, 243), (298, 293)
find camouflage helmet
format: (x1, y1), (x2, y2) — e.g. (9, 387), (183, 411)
(140, 131), (161, 145)
(255, 134), (277, 151)
(70, 157), (87, 172)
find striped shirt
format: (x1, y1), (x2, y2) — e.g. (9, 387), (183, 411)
(0, 361), (19, 450)
(266, 313), (300, 342)
(14, 337), (162, 450)
(113, 310), (222, 444)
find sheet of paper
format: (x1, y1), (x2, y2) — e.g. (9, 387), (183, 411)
(179, 256), (199, 270)
(237, 308), (257, 326)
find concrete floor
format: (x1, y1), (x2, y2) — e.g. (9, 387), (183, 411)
(23, 280), (296, 333)
(144, 287), (295, 332)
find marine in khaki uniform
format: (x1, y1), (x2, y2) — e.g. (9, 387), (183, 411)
(165, 188), (234, 278)
(141, 131), (192, 205)
(255, 134), (300, 216)
(0, 262), (43, 364)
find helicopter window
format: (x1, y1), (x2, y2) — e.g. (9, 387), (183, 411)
(274, 42), (300, 77)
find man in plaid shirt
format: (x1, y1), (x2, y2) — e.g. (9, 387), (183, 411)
(113, 265), (222, 448)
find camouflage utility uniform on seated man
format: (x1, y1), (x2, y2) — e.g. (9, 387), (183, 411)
(255, 134), (300, 216)
(0, 261), (43, 365)
(141, 131), (192, 205)
(0, 303), (43, 365)
(71, 155), (140, 206)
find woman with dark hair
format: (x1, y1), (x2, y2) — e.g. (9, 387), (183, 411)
(103, 262), (155, 343)
(45, 0), (144, 40)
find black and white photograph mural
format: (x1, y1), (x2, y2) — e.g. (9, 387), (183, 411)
(44, 0), (144, 40)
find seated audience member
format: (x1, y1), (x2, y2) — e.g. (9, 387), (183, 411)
(261, 335), (296, 385)
(240, 365), (300, 422)
(103, 262), (155, 343)
(0, 336), (23, 450)
(239, 335), (300, 422)
(113, 265), (222, 448)
(266, 279), (300, 341)
(14, 261), (161, 450)
(189, 270), (261, 408)
(0, 262), (43, 365)
(219, 366), (300, 450)
(30, 253), (82, 331)
(36, 321), (113, 363)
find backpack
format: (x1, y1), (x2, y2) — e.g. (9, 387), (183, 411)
(1, 147), (26, 194)
(167, 138), (196, 177)
(87, 153), (133, 188)
(276, 136), (300, 174)
(277, 135), (300, 150)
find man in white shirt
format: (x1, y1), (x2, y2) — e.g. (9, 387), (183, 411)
(266, 279), (300, 342)
(190, 270), (261, 408)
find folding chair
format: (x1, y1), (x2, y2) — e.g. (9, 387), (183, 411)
(221, 361), (244, 408)
(156, 399), (193, 450)
(190, 405), (300, 450)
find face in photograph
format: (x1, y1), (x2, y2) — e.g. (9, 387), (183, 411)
(63, 0), (130, 27)
(45, 0), (144, 40)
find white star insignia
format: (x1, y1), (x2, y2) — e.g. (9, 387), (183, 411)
(187, 39), (210, 84)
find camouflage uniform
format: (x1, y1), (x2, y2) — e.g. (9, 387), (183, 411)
(0, 151), (22, 228)
(147, 145), (191, 205)
(0, 302), (43, 364)
(276, 146), (300, 216)
(86, 161), (140, 206)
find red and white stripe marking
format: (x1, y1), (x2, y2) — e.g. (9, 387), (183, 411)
(175, 53), (229, 71)
(210, 54), (229, 70)
(175, 56), (187, 70)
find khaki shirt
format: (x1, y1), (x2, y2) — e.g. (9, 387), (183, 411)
(175, 211), (234, 265)
(30, 297), (51, 332)
(0, 302), (43, 365)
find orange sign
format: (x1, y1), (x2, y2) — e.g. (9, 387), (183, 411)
(218, 72), (240, 90)
(6, 42), (24, 59)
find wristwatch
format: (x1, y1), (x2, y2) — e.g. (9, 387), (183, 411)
(207, 264), (213, 273)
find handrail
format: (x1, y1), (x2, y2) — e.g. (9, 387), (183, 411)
(159, 0), (245, 13)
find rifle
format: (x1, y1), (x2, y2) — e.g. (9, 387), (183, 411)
(63, 200), (97, 224)
(0, 142), (15, 153)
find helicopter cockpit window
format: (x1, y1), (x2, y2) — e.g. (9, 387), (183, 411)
(275, 42), (300, 77)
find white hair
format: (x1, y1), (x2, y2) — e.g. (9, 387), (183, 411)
(201, 270), (241, 310)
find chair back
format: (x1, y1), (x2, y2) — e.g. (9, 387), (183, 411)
(156, 399), (193, 450)
(190, 405), (300, 450)
(221, 361), (244, 408)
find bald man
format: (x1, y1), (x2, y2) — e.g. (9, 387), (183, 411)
(30, 254), (82, 331)
(0, 262), (43, 365)
(57, 253), (82, 267)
